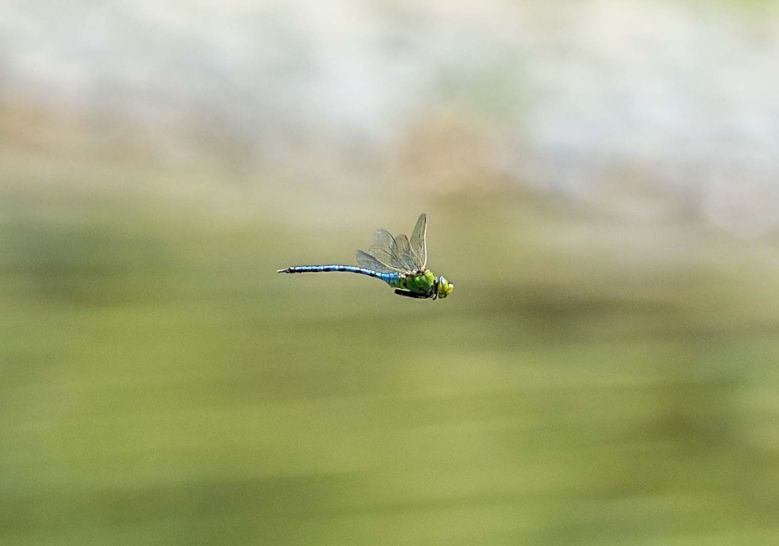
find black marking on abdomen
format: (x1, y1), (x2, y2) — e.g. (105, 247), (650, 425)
(280, 265), (374, 274)
(278, 265), (399, 285)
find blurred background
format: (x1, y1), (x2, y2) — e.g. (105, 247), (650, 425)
(2, 1), (779, 544)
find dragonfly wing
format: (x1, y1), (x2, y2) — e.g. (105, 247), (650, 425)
(369, 228), (410, 272)
(410, 213), (427, 269)
(356, 250), (403, 274)
(395, 234), (423, 272)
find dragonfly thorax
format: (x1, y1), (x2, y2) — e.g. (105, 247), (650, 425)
(401, 271), (454, 299)
(404, 269), (436, 296)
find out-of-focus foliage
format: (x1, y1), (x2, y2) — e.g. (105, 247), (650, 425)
(3, 0), (779, 545)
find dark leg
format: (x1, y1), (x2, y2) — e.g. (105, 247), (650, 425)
(394, 289), (429, 299)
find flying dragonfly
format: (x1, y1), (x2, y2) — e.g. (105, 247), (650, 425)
(277, 213), (454, 300)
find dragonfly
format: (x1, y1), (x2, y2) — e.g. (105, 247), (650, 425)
(277, 213), (454, 300)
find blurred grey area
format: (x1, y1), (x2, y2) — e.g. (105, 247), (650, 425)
(2, 1), (779, 545)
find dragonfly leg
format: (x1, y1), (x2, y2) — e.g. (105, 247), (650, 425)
(394, 289), (430, 299)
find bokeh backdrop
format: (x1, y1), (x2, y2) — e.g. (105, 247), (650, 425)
(2, 1), (779, 545)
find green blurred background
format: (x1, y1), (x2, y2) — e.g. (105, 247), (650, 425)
(3, 1), (779, 545)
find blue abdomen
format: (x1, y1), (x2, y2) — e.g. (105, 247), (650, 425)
(278, 265), (401, 287)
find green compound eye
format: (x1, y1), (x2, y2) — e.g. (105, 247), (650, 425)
(437, 276), (453, 298)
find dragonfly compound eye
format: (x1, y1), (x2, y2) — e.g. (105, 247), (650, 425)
(437, 276), (454, 298)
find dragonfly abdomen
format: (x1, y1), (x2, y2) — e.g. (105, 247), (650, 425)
(277, 265), (402, 287)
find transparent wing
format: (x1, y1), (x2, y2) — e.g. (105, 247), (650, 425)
(368, 228), (411, 272)
(410, 213), (427, 269)
(395, 234), (423, 272)
(356, 250), (404, 274)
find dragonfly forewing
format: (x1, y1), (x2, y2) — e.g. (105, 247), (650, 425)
(369, 229), (409, 272)
(410, 213), (427, 269)
(395, 234), (423, 272)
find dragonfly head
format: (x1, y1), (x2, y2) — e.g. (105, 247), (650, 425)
(435, 275), (454, 299)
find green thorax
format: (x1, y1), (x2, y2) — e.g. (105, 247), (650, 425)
(402, 269), (436, 296)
